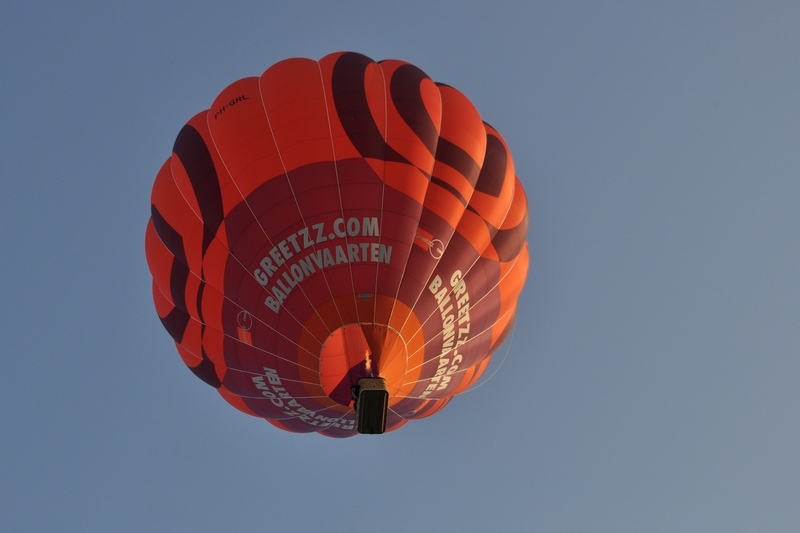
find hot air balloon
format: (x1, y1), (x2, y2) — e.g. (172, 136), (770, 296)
(145, 52), (529, 437)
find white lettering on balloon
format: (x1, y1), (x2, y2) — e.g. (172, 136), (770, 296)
(419, 270), (471, 398)
(252, 217), (391, 313)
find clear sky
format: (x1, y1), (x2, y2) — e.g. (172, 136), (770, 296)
(2, 2), (799, 531)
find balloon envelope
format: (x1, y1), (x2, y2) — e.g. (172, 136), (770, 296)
(145, 52), (529, 437)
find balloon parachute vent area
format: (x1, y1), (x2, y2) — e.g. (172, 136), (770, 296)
(354, 378), (389, 434)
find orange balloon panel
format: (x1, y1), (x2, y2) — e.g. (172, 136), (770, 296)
(145, 52), (529, 437)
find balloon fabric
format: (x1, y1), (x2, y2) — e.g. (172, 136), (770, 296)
(145, 52), (529, 437)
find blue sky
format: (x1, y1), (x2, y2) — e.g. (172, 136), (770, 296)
(2, 2), (799, 531)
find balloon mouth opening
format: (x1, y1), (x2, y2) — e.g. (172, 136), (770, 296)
(319, 323), (406, 406)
